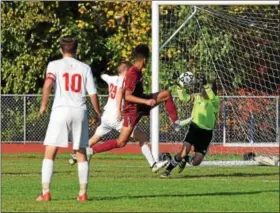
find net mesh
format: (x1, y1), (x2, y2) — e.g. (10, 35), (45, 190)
(159, 5), (279, 159)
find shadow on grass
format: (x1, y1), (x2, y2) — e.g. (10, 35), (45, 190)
(48, 189), (279, 201)
(175, 172), (280, 179)
(86, 189), (279, 201)
(2, 171), (279, 178)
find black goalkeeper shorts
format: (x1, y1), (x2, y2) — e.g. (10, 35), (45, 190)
(184, 122), (213, 155)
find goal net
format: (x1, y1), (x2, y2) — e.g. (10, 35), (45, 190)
(156, 4), (279, 165)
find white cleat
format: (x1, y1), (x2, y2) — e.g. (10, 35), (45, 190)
(86, 147), (93, 162)
(152, 160), (169, 173)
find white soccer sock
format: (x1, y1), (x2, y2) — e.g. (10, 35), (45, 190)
(78, 161), (89, 196)
(41, 159), (54, 194)
(141, 144), (156, 167)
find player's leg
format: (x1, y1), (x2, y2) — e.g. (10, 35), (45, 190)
(88, 114), (137, 154)
(161, 142), (192, 177)
(150, 91), (178, 124)
(89, 114), (111, 147)
(87, 125), (133, 155)
(36, 145), (58, 201)
(75, 148), (89, 202)
(178, 126), (213, 173)
(189, 152), (205, 166)
(132, 127), (155, 167)
(177, 142), (193, 173)
(71, 108), (90, 201)
(70, 117), (109, 165)
(37, 108), (69, 201)
(132, 127), (169, 172)
(89, 134), (102, 147)
(161, 124), (196, 177)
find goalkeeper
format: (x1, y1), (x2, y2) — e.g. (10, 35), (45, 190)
(161, 73), (220, 177)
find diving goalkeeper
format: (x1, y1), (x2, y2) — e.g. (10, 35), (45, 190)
(161, 73), (220, 177)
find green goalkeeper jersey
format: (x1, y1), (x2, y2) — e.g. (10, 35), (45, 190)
(177, 84), (220, 130)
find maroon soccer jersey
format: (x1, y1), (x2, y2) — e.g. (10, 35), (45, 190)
(123, 66), (144, 114)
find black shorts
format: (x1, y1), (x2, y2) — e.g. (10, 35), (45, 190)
(184, 122), (213, 155)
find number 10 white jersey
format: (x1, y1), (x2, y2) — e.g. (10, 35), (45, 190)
(46, 57), (97, 110)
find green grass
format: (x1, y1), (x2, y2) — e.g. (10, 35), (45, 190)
(2, 154), (279, 212)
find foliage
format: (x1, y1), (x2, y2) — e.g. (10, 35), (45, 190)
(159, 5), (279, 95)
(1, 1), (152, 94)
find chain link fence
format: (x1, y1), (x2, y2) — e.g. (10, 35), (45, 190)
(1, 95), (279, 145)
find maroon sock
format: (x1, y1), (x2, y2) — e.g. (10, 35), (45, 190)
(165, 94), (178, 122)
(92, 139), (118, 153)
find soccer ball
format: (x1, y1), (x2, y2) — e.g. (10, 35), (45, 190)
(69, 158), (77, 165)
(178, 71), (195, 87)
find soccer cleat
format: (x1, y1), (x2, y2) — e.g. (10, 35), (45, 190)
(152, 160), (169, 173)
(36, 192), (51, 201)
(160, 169), (171, 178)
(173, 120), (181, 132)
(177, 159), (187, 173)
(86, 147), (93, 162)
(69, 153), (77, 165)
(77, 193), (88, 202)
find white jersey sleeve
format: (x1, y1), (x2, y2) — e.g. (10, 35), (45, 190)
(86, 68), (97, 95)
(46, 62), (56, 81)
(101, 74), (110, 83)
(117, 76), (124, 89)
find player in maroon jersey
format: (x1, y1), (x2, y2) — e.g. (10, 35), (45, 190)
(87, 44), (179, 170)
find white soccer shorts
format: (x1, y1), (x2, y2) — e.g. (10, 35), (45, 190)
(44, 107), (88, 150)
(94, 112), (123, 137)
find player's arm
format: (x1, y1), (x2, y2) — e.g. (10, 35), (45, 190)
(116, 87), (123, 121)
(40, 63), (56, 115)
(125, 90), (151, 105)
(125, 71), (155, 106)
(40, 76), (54, 115)
(89, 94), (101, 116)
(101, 74), (109, 83)
(86, 68), (101, 117)
(204, 84), (220, 108)
(177, 88), (195, 104)
(116, 77), (124, 121)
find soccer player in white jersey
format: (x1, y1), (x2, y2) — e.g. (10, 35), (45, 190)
(36, 36), (101, 202)
(70, 61), (168, 172)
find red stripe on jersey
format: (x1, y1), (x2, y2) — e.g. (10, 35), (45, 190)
(46, 73), (56, 79)
(45, 77), (55, 82)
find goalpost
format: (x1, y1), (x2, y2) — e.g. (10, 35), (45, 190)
(151, 1), (279, 164)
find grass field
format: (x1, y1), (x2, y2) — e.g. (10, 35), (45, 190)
(2, 153), (279, 212)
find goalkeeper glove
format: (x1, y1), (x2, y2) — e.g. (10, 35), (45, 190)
(197, 72), (207, 86)
(170, 70), (182, 87)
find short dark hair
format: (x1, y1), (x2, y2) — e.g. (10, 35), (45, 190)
(133, 44), (150, 60)
(60, 36), (78, 54)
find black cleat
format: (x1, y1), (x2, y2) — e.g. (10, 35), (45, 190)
(160, 169), (171, 178)
(178, 159), (187, 173)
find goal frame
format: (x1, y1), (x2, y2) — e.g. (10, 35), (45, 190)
(151, 0), (280, 162)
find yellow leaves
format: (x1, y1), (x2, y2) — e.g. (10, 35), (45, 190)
(107, 19), (116, 28)
(107, 10), (114, 17)
(76, 20), (88, 29)
(167, 48), (173, 59)
(78, 6), (86, 14)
